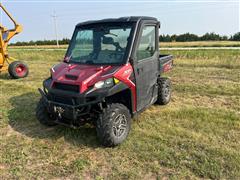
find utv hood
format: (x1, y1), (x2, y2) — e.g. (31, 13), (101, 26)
(51, 63), (119, 93)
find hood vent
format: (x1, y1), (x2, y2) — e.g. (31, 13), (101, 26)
(65, 74), (78, 80)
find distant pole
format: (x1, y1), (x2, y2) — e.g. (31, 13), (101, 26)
(239, 0), (240, 32)
(51, 11), (59, 47)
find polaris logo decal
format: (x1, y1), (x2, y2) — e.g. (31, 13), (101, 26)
(124, 69), (132, 76)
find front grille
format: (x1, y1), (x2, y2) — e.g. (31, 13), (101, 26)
(53, 95), (74, 105)
(54, 82), (79, 93)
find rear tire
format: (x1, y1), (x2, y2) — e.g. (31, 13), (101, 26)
(36, 98), (57, 126)
(96, 103), (131, 147)
(155, 77), (171, 105)
(8, 61), (29, 79)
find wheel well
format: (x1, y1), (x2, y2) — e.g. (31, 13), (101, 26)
(105, 89), (133, 115)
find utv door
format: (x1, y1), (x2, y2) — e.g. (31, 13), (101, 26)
(133, 22), (159, 111)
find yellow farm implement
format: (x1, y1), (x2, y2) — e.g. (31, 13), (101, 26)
(0, 3), (28, 78)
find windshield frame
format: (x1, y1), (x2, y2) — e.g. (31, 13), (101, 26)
(65, 22), (136, 66)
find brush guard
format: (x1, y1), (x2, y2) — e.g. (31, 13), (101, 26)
(38, 88), (92, 127)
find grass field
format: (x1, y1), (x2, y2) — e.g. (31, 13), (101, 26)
(160, 41), (240, 48)
(0, 49), (240, 179)
(9, 41), (240, 49)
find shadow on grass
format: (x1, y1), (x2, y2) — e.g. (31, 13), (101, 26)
(0, 72), (12, 80)
(8, 92), (100, 148)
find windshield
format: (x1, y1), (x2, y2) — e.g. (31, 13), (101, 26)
(66, 23), (134, 65)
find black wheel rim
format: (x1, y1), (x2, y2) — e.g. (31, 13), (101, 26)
(112, 114), (127, 138)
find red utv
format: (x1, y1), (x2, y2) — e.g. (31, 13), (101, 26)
(36, 16), (173, 147)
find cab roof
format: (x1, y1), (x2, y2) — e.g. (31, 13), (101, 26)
(76, 16), (158, 27)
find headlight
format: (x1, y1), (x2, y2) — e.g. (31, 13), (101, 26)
(94, 78), (114, 89)
(50, 64), (57, 79)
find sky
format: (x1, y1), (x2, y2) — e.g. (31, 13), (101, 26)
(0, 0), (239, 42)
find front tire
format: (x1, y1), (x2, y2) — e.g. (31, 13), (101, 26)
(8, 61), (29, 79)
(96, 103), (131, 147)
(36, 98), (57, 126)
(155, 77), (171, 105)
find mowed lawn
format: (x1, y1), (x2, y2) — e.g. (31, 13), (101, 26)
(0, 49), (239, 179)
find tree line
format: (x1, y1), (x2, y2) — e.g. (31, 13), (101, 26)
(10, 38), (70, 46)
(159, 32), (240, 42)
(10, 32), (240, 46)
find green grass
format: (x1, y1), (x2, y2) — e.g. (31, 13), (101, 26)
(0, 49), (239, 179)
(160, 41), (240, 47)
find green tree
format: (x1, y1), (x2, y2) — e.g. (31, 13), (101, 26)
(175, 33), (199, 42)
(200, 33), (221, 41)
(230, 32), (240, 41)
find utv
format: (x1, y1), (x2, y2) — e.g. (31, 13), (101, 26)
(36, 16), (173, 147)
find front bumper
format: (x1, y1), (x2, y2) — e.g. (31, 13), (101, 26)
(39, 88), (92, 122)
(39, 78), (128, 120)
